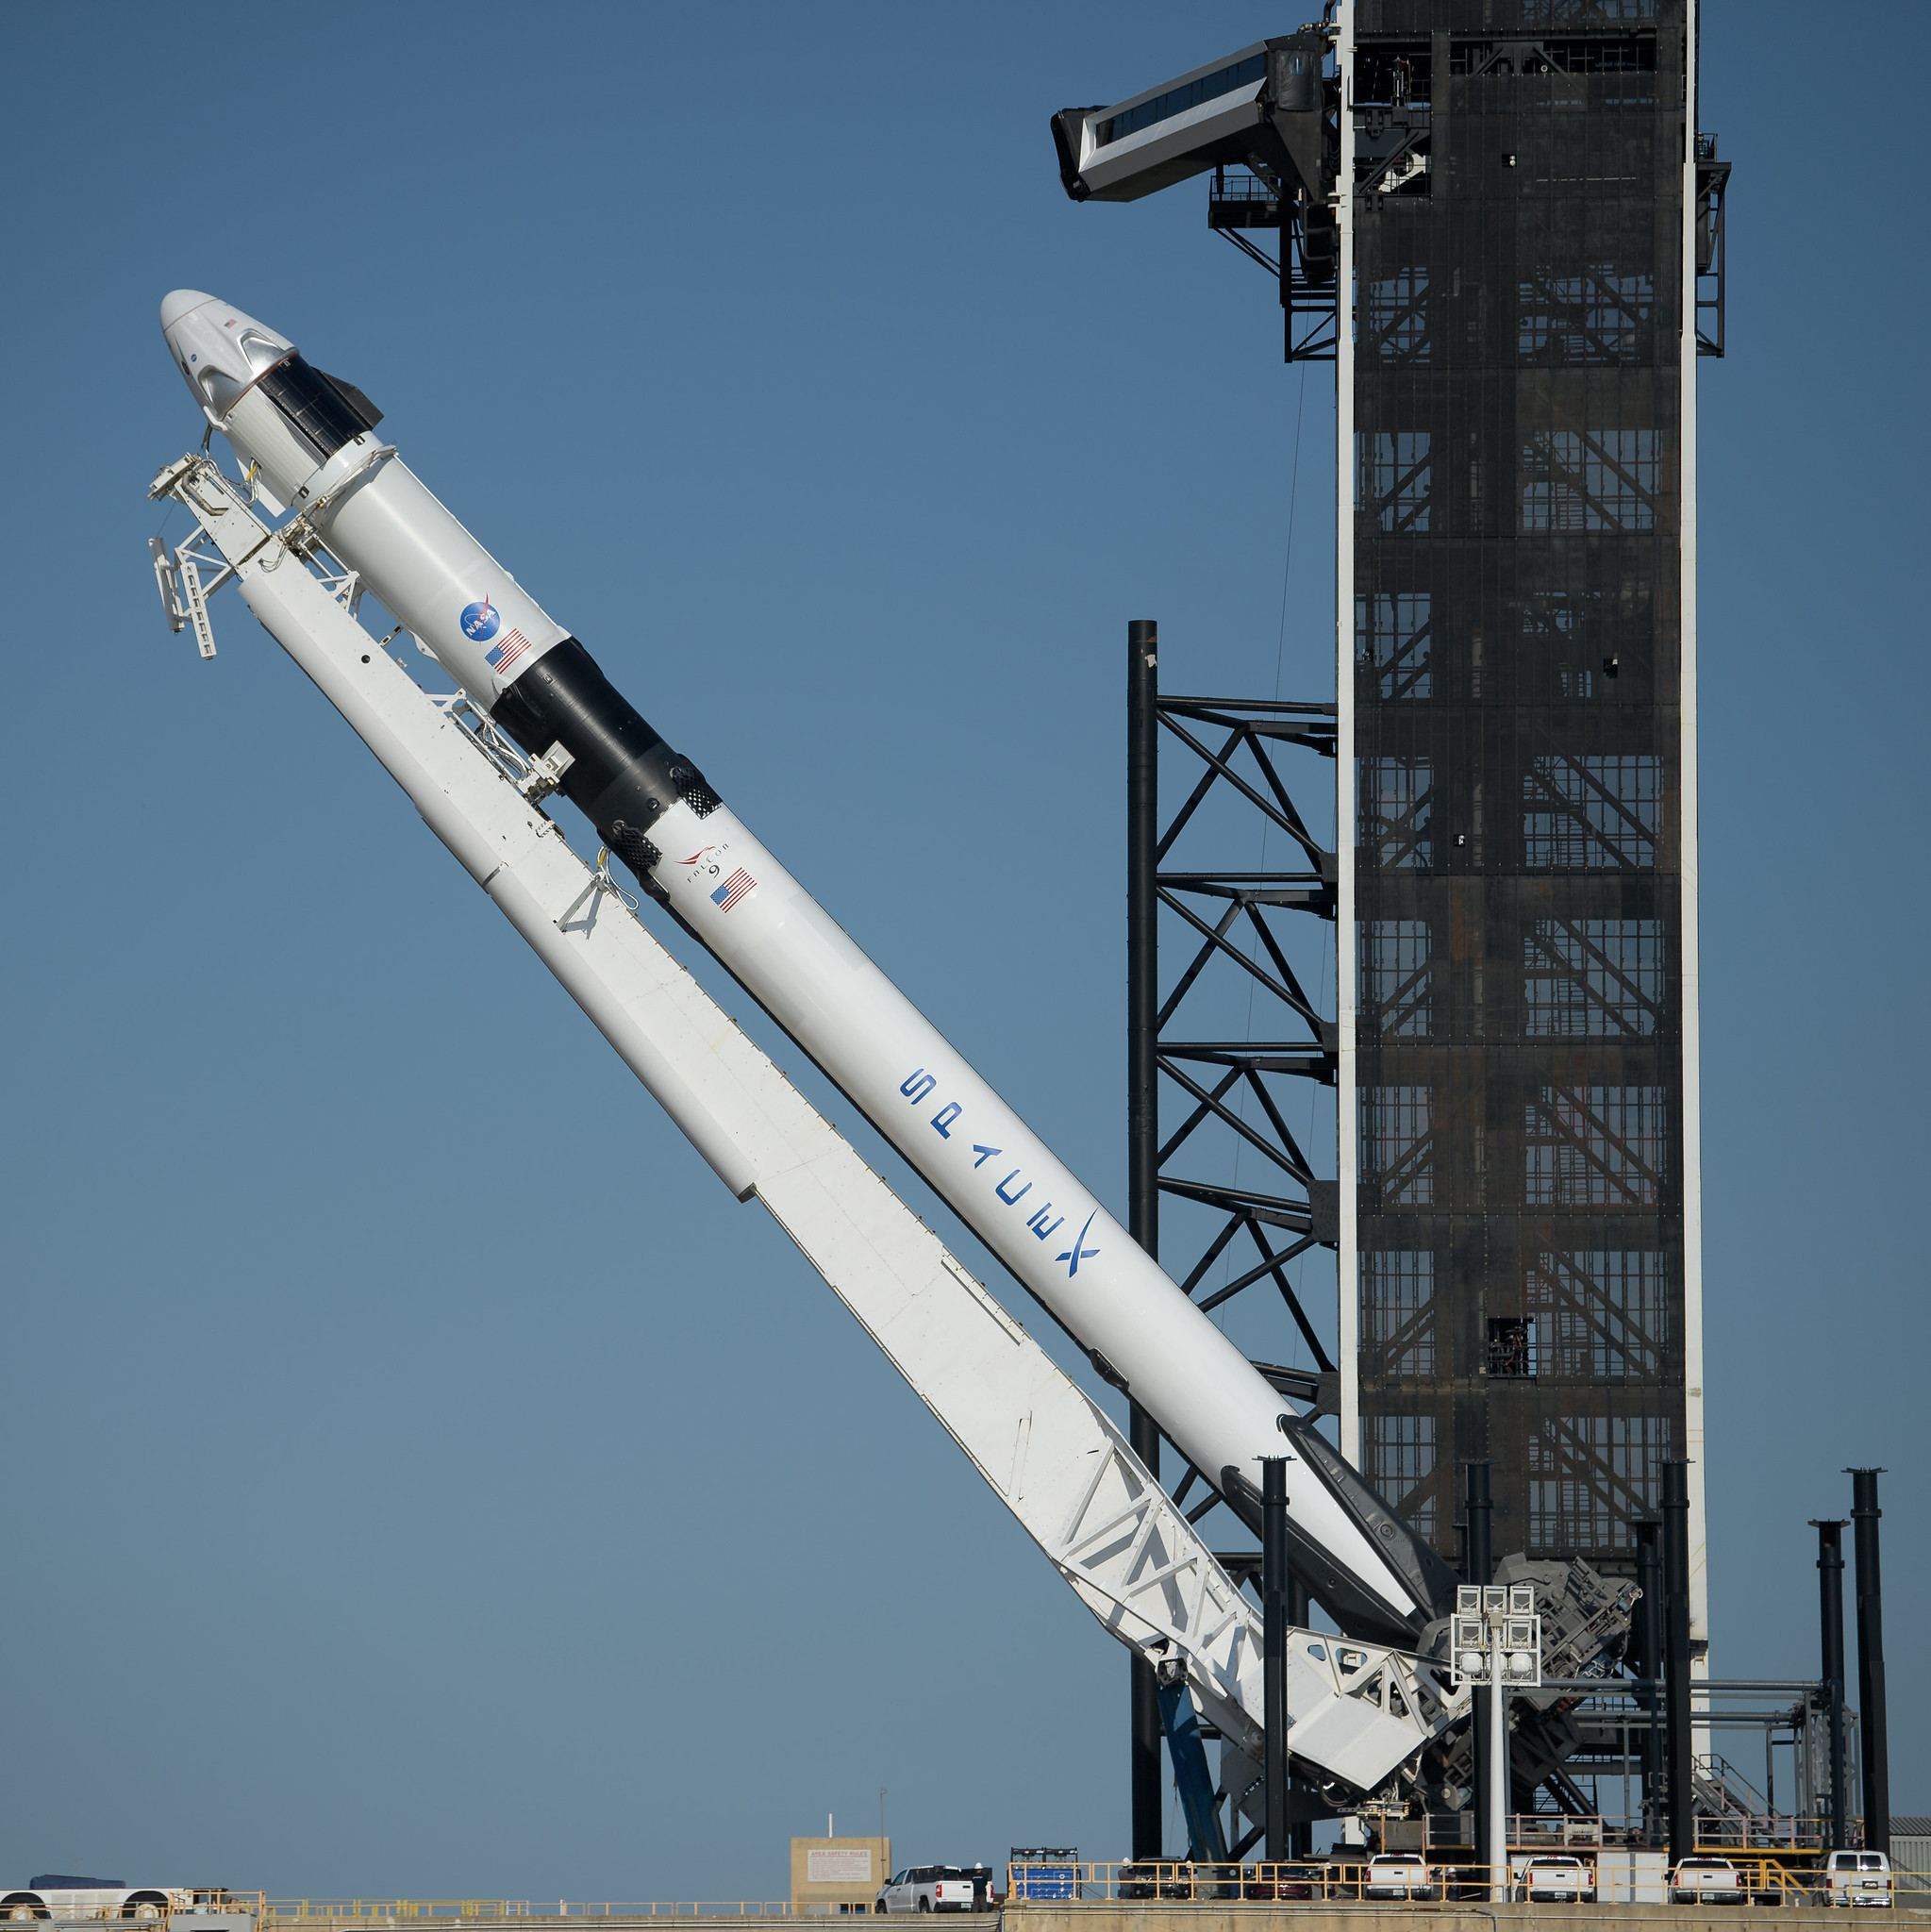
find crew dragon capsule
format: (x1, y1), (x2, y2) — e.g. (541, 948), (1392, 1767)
(159, 291), (1458, 1645)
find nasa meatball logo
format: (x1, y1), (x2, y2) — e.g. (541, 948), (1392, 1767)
(459, 597), (501, 643)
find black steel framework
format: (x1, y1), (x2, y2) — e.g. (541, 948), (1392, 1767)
(1210, 165), (1341, 364)
(1350, 0), (1719, 1583)
(1107, 0), (1736, 1843)
(1128, 658), (1340, 1443)
(1127, 628), (1340, 1857)
(1694, 135), (1731, 358)
(1170, 0), (1737, 1591)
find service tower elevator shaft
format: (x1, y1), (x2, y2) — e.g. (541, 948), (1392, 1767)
(1339, 0), (1715, 1652)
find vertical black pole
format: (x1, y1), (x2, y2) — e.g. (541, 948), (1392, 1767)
(1262, 1457), (1290, 1861)
(1126, 619), (1163, 1862)
(1633, 1520), (1663, 1845)
(1662, 1460), (1693, 1866)
(1465, 1464), (1493, 1874)
(1812, 1519), (1848, 1851)
(1849, 1470), (1889, 1857)
(1465, 1463), (1493, 1584)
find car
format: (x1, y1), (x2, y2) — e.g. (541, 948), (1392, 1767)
(1673, 1857), (1744, 1905)
(1242, 1862), (1326, 1902)
(1, 1892), (178, 1924)
(1365, 1853), (1438, 1901)
(1818, 1852), (1895, 1908)
(874, 1867), (990, 1913)
(1515, 1855), (1596, 1904)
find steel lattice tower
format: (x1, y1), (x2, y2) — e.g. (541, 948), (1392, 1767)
(1335, 0), (1723, 1657)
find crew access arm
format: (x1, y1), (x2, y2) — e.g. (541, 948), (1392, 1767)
(147, 451), (1465, 1807)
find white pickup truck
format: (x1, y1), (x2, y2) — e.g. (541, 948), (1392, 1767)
(1515, 1855), (1596, 1904)
(1672, 1856), (1744, 1904)
(874, 1867), (990, 1913)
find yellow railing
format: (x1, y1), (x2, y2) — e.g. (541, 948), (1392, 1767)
(262, 1908), (874, 1923)
(1002, 1856), (1873, 1907)
(1695, 1813), (1839, 1851)
(256, 1862), (1929, 1917)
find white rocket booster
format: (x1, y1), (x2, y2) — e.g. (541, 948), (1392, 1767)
(159, 290), (1457, 1643)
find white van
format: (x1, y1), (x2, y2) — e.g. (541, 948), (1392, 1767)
(1818, 1852), (1894, 1908)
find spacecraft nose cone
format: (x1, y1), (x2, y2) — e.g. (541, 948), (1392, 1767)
(158, 291), (296, 422)
(161, 289), (218, 332)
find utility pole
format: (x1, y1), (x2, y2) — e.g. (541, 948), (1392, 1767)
(1662, 1462), (1693, 1865)
(1633, 1520), (1663, 1844)
(1263, 1457), (1290, 1861)
(1454, 1582), (1539, 1898)
(1812, 1519), (1849, 1852)
(1848, 1471), (1889, 1856)
(1465, 1464), (1493, 1877)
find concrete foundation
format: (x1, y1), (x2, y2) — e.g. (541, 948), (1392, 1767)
(1004, 1914), (1930, 1932)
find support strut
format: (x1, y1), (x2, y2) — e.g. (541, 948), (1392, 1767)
(1126, 617), (1164, 1860)
(1812, 1517), (1849, 1852)
(1849, 1470), (1889, 1857)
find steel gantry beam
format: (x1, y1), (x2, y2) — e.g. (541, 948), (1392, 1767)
(1127, 624), (1351, 1856)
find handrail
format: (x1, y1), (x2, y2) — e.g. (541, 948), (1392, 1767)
(1002, 1855), (1889, 1908)
(262, 1898), (892, 1922)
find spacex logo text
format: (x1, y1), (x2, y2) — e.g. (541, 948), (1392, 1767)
(898, 1069), (1098, 1276)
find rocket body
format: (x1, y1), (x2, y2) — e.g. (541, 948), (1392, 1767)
(160, 291), (1455, 1644)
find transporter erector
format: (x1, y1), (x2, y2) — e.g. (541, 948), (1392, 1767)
(151, 291), (1635, 1838)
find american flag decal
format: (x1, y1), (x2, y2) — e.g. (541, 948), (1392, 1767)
(486, 627), (535, 675)
(710, 868), (755, 913)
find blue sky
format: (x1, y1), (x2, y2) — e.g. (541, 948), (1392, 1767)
(0, 0), (1924, 1900)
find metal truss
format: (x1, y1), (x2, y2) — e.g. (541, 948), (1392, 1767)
(1154, 691), (1337, 1358)
(1048, 1429), (1460, 1807)
(1207, 167), (1339, 365)
(1131, 656), (1341, 1489)
(1695, 134), (1731, 358)
(1126, 634), (1358, 1853)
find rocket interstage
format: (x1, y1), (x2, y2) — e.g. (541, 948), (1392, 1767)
(161, 290), (1457, 1644)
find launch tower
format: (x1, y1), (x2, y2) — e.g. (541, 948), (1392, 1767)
(1337, 1), (1722, 1658)
(1057, 0), (1732, 1743)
